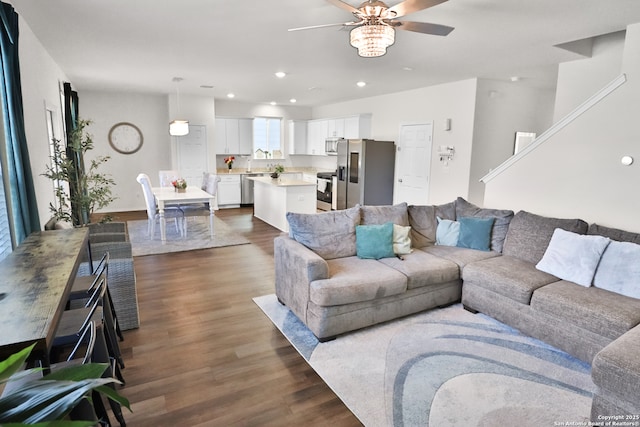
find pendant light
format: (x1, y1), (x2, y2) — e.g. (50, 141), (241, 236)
(169, 77), (189, 136)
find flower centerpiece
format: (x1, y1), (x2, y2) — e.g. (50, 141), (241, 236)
(172, 178), (187, 192)
(224, 156), (235, 171)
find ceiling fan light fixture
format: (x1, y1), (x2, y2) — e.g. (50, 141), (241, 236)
(350, 24), (395, 57)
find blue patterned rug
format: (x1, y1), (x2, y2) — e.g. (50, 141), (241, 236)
(253, 294), (595, 427)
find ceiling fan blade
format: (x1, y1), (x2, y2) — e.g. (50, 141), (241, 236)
(288, 21), (361, 32)
(393, 20), (454, 36)
(388, 0), (448, 18)
(326, 0), (362, 16)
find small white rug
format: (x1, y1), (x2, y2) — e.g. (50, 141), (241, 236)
(127, 215), (249, 256)
(254, 294), (595, 427)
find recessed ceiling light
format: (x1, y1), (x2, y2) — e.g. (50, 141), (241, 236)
(290, 98), (297, 103)
(270, 101), (277, 106)
(510, 76), (521, 82)
(402, 67), (413, 71)
(227, 93), (235, 98)
(275, 71), (286, 78)
(356, 81), (367, 88)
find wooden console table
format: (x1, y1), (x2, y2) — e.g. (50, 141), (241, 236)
(0, 228), (89, 367)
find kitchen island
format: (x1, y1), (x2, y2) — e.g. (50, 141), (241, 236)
(249, 176), (316, 232)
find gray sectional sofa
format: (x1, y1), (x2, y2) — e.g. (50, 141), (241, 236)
(274, 198), (640, 420)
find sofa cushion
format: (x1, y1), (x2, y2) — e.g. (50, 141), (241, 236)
(535, 228), (611, 287)
(593, 241), (640, 299)
(462, 255), (559, 304)
(287, 206), (360, 260)
(360, 202), (409, 226)
(588, 223), (640, 244)
(456, 217), (494, 251)
(422, 245), (500, 269)
(378, 248), (459, 290)
(310, 257), (407, 306)
(455, 197), (514, 253)
(356, 223), (395, 260)
(407, 202), (456, 248)
(531, 281), (640, 340)
(502, 211), (588, 264)
(393, 224), (412, 255)
(436, 217), (460, 246)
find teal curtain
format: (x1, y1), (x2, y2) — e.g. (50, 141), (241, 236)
(0, 2), (40, 244)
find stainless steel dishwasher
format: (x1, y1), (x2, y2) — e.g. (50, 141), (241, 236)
(241, 173), (265, 205)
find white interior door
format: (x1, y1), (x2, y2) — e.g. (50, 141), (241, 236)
(393, 123), (432, 205)
(178, 125), (208, 187)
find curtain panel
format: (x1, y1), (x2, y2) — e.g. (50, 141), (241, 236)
(0, 2), (40, 245)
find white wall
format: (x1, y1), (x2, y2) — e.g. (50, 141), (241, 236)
(78, 91), (173, 212)
(18, 14), (70, 228)
(483, 24), (640, 233)
(470, 79), (556, 204)
(312, 79), (479, 204)
(553, 31), (626, 121)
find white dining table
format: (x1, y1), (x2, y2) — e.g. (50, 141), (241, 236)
(152, 186), (215, 242)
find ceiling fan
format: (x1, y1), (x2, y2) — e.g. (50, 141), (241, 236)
(288, 0), (454, 57)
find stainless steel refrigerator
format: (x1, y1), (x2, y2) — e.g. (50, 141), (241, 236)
(336, 139), (396, 209)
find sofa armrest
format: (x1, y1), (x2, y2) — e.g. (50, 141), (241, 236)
(274, 236), (329, 324)
(592, 324), (640, 416)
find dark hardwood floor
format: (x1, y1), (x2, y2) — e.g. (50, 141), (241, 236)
(105, 208), (362, 426)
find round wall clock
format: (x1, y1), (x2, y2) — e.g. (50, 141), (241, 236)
(108, 122), (143, 154)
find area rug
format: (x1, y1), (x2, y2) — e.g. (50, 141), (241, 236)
(253, 294), (595, 427)
(127, 216), (249, 256)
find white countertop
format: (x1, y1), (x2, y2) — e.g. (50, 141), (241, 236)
(248, 176), (316, 187)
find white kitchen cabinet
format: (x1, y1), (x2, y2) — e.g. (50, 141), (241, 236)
(215, 118), (252, 155)
(288, 120), (307, 155)
(238, 118), (253, 155)
(217, 174), (241, 207)
(304, 114), (372, 155)
(344, 114), (372, 139)
(306, 120), (328, 155)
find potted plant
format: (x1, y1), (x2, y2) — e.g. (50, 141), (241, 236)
(0, 343), (130, 425)
(271, 164), (285, 179)
(42, 119), (117, 227)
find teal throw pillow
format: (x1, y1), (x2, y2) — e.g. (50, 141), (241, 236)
(436, 217), (460, 246)
(457, 217), (495, 251)
(356, 222), (395, 260)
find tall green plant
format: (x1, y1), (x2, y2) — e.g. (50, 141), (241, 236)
(42, 119), (117, 227)
(0, 344), (130, 425)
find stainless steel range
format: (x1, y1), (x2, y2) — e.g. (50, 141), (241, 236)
(316, 171), (337, 211)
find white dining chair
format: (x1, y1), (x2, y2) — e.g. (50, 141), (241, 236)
(158, 169), (179, 188)
(136, 173), (184, 238)
(180, 172), (220, 237)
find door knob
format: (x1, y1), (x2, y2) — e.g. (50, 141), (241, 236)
(398, 178), (403, 183)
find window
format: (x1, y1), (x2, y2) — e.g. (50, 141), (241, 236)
(253, 117), (282, 159)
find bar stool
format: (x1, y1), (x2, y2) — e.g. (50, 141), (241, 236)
(70, 252), (125, 343)
(51, 276), (127, 426)
(53, 272), (125, 384)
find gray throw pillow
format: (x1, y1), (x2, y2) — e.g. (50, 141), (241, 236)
(287, 206), (361, 260)
(455, 197), (514, 253)
(408, 202), (456, 248)
(502, 211), (588, 264)
(360, 202), (409, 226)
(535, 228), (610, 287)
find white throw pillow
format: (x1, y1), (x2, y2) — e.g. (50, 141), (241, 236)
(593, 241), (640, 299)
(535, 228), (610, 287)
(393, 224), (412, 255)
(436, 217), (460, 247)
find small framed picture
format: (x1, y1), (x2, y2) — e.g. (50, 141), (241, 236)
(514, 131), (537, 154)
